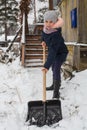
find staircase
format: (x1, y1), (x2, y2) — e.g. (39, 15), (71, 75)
(23, 34), (47, 67)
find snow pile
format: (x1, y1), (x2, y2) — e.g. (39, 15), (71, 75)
(0, 57), (87, 130)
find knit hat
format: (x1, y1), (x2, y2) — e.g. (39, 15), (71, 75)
(44, 10), (58, 23)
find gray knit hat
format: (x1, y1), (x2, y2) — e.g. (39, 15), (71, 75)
(44, 10), (58, 23)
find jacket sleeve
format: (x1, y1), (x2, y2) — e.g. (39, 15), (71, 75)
(44, 46), (57, 69)
(44, 35), (62, 69)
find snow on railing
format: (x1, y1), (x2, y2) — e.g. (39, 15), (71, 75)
(21, 13), (26, 44)
(65, 42), (87, 46)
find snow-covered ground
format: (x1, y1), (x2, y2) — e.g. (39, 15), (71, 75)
(0, 57), (87, 130)
(0, 1), (87, 129)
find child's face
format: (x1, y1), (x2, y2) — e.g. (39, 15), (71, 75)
(44, 20), (55, 29)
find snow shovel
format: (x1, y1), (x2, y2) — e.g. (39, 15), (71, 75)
(26, 46), (62, 126)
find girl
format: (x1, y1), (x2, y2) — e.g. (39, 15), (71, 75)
(41, 10), (68, 98)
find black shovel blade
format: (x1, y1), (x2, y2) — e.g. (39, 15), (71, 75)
(26, 99), (62, 126)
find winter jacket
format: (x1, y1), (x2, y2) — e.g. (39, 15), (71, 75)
(41, 28), (68, 69)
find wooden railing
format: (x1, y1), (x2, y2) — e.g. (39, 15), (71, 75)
(6, 25), (22, 52)
(21, 13), (26, 66)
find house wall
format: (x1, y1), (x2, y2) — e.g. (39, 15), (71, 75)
(77, 0), (87, 43)
(61, 0), (87, 43)
(61, 0), (77, 42)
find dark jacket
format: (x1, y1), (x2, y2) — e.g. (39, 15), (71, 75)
(41, 28), (68, 69)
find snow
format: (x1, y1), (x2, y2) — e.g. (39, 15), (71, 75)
(0, 0), (87, 129)
(0, 57), (87, 130)
(28, 0), (49, 24)
(65, 42), (87, 46)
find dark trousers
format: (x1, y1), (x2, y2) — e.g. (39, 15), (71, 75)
(52, 60), (62, 81)
(52, 53), (67, 81)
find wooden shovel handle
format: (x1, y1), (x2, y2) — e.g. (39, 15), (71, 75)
(43, 46), (46, 102)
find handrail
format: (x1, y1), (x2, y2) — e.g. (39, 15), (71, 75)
(6, 25), (22, 52)
(21, 13), (26, 66)
(21, 13), (26, 44)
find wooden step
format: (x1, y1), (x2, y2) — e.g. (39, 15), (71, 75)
(25, 55), (43, 59)
(26, 34), (41, 40)
(25, 56), (47, 60)
(24, 63), (43, 67)
(25, 44), (42, 48)
(25, 49), (43, 54)
(25, 54), (47, 60)
(25, 49), (48, 54)
(26, 39), (41, 44)
(24, 59), (43, 67)
(25, 59), (43, 63)
(25, 44), (48, 50)
(22, 34), (48, 67)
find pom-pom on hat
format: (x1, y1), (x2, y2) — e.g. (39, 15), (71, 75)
(44, 10), (58, 23)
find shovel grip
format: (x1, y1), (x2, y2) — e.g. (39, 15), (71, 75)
(43, 46), (46, 102)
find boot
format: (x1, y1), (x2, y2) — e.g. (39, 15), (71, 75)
(53, 80), (61, 99)
(46, 84), (53, 91)
(46, 80), (54, 91)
